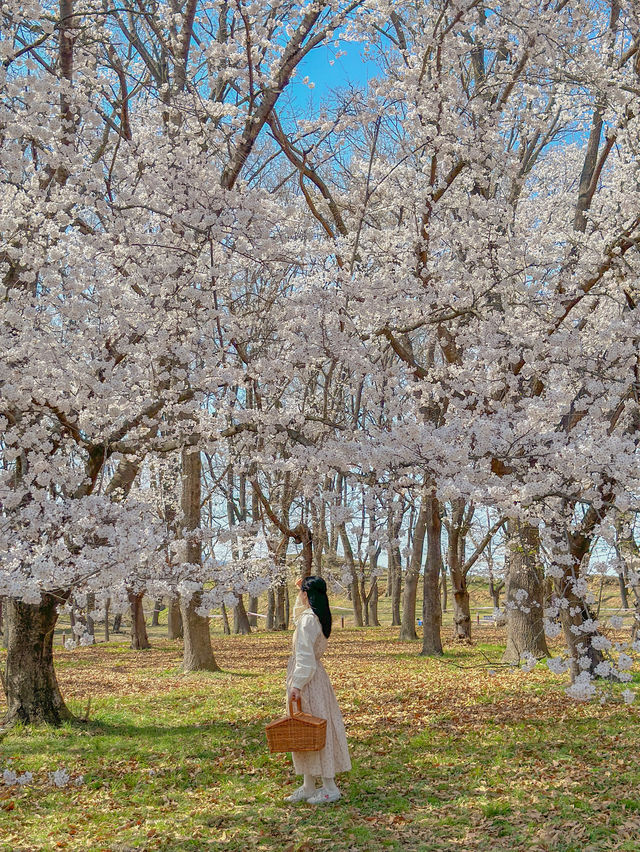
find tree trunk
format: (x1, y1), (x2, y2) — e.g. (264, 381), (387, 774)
(368, 577), (381, 627)
(180, 447), (219, 671)
(440, 565), (448, 612)
(387, 510), (402, 624)
(310, 500), (325, 575)
(400, 498), (428, 640)
(129, 591), (150, 650)
(502, 521), (549, 663)
(181, 591), (220, 672)
(0, 598), (6, 649)
(447, 499), (472, 641)
(86, 592), (95, 640)
(553, 527), (608, 681)
(266, 589), (275, 630)
(104, 598), (110, 643)
(248, 596), (258, 628)
(452, 585), (471, 641)
(489, 578), (504, 610)
(3, 595), (73, 726)
(274, 582), (288, 630)
(233, 595), (252, 635)
(167, 597), (183, 639)
(360, 577), (370, 626)
(151, 598), (164, 627)
(618, 573), (629, 610)
(248, 481), (260, 630)
(421, 493), (443, 656)
(615, 515), (639, 636)
(221, 602), (231, 635)
(339, 525), (364, 627)
(391, 551), (402, 625)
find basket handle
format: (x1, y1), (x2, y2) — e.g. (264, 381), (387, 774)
(288, 695), (302, 717)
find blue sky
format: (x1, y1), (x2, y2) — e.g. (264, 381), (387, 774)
(283, 39), (377, 115)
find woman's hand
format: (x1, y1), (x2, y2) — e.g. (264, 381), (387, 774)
(290, 687), (301, 703)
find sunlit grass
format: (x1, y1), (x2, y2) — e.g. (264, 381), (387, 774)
(0, 627), (638, 851)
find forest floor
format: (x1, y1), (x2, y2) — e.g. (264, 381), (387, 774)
(1, 626), (639, 852)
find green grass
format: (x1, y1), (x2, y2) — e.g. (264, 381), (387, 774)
(1, 628), (638, 852)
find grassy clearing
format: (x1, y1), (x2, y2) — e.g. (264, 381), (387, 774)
(1, 628), (639, 852)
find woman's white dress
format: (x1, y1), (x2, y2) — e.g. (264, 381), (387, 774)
(286, 607), (351, 778)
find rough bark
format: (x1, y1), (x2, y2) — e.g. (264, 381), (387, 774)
(266, 589), (275, 631)
(248, 484), (260, 627)
(440, 565), (448, 612)
(180, 447), (219, 671)
(248, 596), (258, 628)
(553, 524), (609, 681)
(367, 577), (381, 627)
(167, 597), (183, 639)
(226, 466), (252, 634)
(293, 522), (313, 579)
(181, 591), (221, 672)
(502, 521), (549, 663)
(618, 574), (629, 610)
(104, 599), (110, 643)
(400, 498), (428, 640)
(129, 591), (150, 650)
(447, 499), (472, 641)
(339, 524), (364, 627)
(363, 513), (381, 627)
(85, 592), (95, 639)
(421, 494), (443, 656)
(221, 602), (231, 635)
(273, 581), (287, 630)
(233, 594), (252, 635)
(388, 509), (402, 625)
(310, 498), (326, 575)
(489, 577), (504, 610)
(151, 598), (164, 627)
(3, 595), (73, 726)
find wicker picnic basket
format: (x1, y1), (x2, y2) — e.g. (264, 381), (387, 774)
(265, 697), (327, 753)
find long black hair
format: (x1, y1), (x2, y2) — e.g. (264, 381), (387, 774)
(301, 575), (332, 638)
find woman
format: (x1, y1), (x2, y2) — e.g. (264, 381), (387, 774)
(285, 575), (351, 804)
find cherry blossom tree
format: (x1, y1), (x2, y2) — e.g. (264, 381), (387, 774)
(260, 0), (640, 688)
(0, 0), (369, 723)
(2, 0), (640, 729)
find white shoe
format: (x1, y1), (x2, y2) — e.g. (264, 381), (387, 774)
(284, 786), (313, 803)
(306, 787), (341, 805)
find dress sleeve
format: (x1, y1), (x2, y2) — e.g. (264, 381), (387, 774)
(291, 613), (321, 690)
